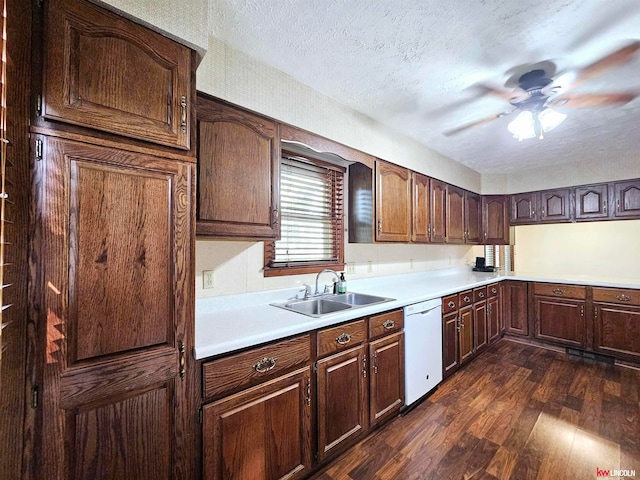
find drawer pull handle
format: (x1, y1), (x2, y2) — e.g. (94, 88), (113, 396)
(383, 319), (395, 329)
(447, 301), (455, 309)
(491, 288), (497, 294)
(617, 294), (631, 302)
(552, 289), (564, 295)
(463, 296), (470, 302)
(254, 357), (276, 373)
(336, 333), (351, 345)
(180, 95), (187, 132)
(479, 292), (485, 298)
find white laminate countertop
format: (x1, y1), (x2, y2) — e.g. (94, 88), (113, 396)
(195, 268), (640, 360)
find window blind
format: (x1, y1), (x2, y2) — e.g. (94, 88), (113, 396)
(265, 156), (344, 272)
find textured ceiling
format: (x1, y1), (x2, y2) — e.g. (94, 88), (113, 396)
(209, 0), (640, 175)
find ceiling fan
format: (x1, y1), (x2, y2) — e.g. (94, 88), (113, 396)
(443, 41), (640, 139)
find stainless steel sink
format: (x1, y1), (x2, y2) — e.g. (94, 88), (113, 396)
(329, 292), (393, 306)
(271, 291), (395, 318)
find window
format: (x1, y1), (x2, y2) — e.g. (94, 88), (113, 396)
(264, 154), (345, 276)
(485, 244), (514, 271)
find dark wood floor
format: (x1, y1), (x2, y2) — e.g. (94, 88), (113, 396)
(311, 339), (640, 480)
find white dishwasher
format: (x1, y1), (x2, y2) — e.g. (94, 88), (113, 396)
(403, 298), (443, 408)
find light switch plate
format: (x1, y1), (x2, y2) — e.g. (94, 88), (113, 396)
(346, 262), (356, 274)
(203, 270), (214, 289)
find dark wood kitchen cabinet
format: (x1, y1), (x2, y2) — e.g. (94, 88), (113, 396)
(593, 287), (640, 363)
(532, 283), (586, 349)
(42, 0), (192, 149)
(412, 172), (431, 243)
(612, 179), (640, 218)
(503, 281), (529, 336)
(511, 192), (537, 224)
(196, 94), (280, 239)
(487, 283), (501, 343)
(575, 183), (609, 220)
(459, 292), (475, 364)
(538, 188), (572, 223)
(464, 191), (482, 244)
(446, 184), (465, 243)
(369, 332), (405, 427)
(430, 178), (447, 243)
(375, 160), (412, 242)
(202, 367), (312, 480)
(473, 287), (488, 354)
(442, 294), (460, 379)
(482, 195), (509, 245)
(33, 136), (195, 480)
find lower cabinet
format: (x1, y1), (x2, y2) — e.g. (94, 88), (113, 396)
(593, 287), (640, 363)
(503, 280), (529, 336)
(369, 332), (405, 426)
(202, 367), (312, 480)
(459, 304), (474, 364)
(487, 284), (501, 342)
(316, 345), (368, 461)
(532, 283), (586, 348)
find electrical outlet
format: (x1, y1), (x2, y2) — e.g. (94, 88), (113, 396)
(367, 261), (373, 273)
(346, 262), (356, 274)
(203, 270), (214, 289)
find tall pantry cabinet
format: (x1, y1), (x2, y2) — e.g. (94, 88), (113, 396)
(28, 0), (197, 479)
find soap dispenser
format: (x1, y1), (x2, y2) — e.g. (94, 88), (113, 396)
(337, 272), (347, 294)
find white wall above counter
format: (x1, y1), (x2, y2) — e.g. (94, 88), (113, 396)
(195, 267), (640, 360)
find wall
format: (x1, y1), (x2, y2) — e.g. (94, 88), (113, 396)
(194, 36), (481, 298)
(513, 220), (640, 279)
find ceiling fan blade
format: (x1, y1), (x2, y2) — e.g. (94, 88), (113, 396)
(475, 83), (528, 103)
(549, 92), (637, 108)
(568, 41), (640, 90)
(443, 110), (515, 136)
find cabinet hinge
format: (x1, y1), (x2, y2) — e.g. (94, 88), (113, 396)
(35, 94), (42, 116)
(313, 362), (318, 373)
(34, 139), (43, 161)
(31, 386), (39, 408)
(36, 0), (43, 9)
(198, 407), (203, 424)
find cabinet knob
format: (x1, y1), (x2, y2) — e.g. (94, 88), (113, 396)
(463, 296), (470, 302)
(383, 319), (395, 329)
(552, 288), (564, 296)
(336, 333), (351, 345)
(253, 357), (276, 373)
(448, 301), (455, 309)
(616, 294), (631, 302)
(491, 288), (497, 294)
(479, 292), (485, 298)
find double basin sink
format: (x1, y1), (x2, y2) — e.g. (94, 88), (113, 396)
(271, 292), (395, 318)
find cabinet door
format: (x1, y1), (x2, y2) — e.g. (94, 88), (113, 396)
(487, 296), (501, 343)
(575, 183), (609, 220)
(539, 188), (572, 223)
(612, 179), (640, 219)
(446, 184), (465, 244)
(534, 297), (585, 348)
(459, 305), (474, 364)
(316, 345), (368, 462)
(464, 191), (482, 244)
(369, 333), (405, 427)
(34, 136), (194, 480)
(482, 195), (509, 245)
(412, 173), (430, 243)
(594, 303), (640, 363)
(503, 281), (529, 336)
(510, 192), (537, 224)
(202, 367), (312, 480)
(43, 0), (191, 149)
(474, 301), (488, 353)
(442, 311), (459, 379)
(196, 95), (280, 239)
(430, 178), (447, 243)
(375, 160), (412, 242)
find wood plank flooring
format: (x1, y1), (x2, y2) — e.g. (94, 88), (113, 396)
(311, 339), (640, 480)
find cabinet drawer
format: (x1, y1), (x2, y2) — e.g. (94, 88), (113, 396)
(318, 320), (366, 358)
(593, 287), (640, 306)
(369, 309), (404, 339)
(487, 283), (500, 298)
(442, 294), (459, 314)
(473, 287), (487, 303)
(460, 290), (473, 307)
(202, 334), (311, 400)
(533, 283), (586, 300)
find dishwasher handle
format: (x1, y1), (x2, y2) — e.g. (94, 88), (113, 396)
(414, 305), (441, 316)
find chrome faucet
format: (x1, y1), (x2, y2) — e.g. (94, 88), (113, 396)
(315, 269), (340, 295)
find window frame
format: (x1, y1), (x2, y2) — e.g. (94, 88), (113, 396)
(264, 152), (345, 277)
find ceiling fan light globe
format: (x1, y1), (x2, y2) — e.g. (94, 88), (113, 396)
(539, 108), (567, 132)
(507, 111), (536, 140)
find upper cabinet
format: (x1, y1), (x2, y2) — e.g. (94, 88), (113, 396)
(510, 192), (537, 224)
(482, 195), (509, 245)
(575, 183), (609, 220)
(511, 189), (571, 225)
(445, 185), (465, 244)
(42, 0), (192, 149)
(612, 179), (640, 218)
(196, 94), (280, 239)
(375, 160), (412, 242)
(464, 191), (482, 244)
(430, 179), (447, 244)
(412, 173), (430, 243)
